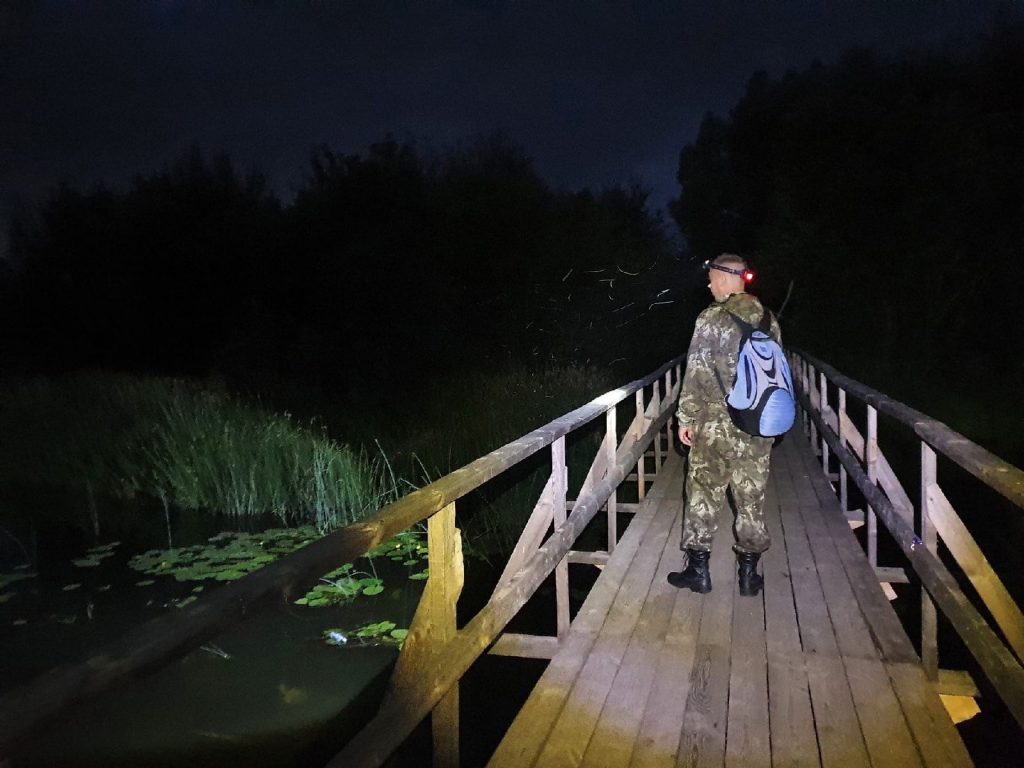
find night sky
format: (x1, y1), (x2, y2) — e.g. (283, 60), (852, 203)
(0, 1), (1010, 258)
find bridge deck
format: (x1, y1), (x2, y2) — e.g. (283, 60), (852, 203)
(488, 437), (972, 767)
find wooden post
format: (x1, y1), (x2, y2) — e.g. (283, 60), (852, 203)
(838, 388), (848, 513)
(384, 502), (464, 768)
(808, 363), (818, 451)
(664, 370), (673, 467)
(605, 408), (618, 555)
(921, 442), (939, 682)
(819, 370), (829, 475)
(653, 378), (663, 470)
(635, 389), (646, 501)
(799, 356), (809, 435)
(552, 437), (570, 640)
(866, 406), (879, 568)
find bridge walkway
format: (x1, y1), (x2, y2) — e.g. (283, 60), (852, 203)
(487, 437), (971, 768)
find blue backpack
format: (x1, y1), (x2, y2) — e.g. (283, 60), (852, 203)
(715, 309), (796, 438)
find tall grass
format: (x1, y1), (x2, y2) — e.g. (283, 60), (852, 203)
(0, 374), (391, 532)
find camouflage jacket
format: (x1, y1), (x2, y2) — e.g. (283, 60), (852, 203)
(676, 292), (783, 429)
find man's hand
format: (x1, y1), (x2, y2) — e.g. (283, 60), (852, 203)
(678, 425), (694, 446)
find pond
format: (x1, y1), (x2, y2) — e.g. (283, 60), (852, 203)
(0, 490), (428, 767)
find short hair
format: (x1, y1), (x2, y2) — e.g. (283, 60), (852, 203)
(711, 253), (747, 270)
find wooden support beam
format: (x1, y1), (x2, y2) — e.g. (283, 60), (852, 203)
(928, 482), (1024, 664)
(493, 474), (555, 597)
(488, 633), (560, 660)
(936, 669), (981, 698)
(383, 502), (463, 768)
(565, 501), (641, 514)
(875, 566), (910, 585)
(567, 550), (610, 567)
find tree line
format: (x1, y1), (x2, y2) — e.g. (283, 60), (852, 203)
(1, 138), (691, 402)
(671, 19), (1024, 396)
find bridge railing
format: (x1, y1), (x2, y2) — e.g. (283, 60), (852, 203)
(790, 349), (1024, 728)
(0, 354), (684, 768)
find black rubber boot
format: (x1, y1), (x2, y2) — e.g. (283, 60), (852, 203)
(667, 548), (712, 593)
(737, 552), (764, 597)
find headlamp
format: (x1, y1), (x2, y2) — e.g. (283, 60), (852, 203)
(703, 260), (755, 284)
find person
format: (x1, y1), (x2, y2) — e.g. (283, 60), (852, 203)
(667, 253), (781, 596)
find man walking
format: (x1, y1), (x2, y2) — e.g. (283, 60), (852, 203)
(668, 253), (781, 596)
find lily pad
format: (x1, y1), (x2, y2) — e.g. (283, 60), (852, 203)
(12, 618), (27, 626)
(62, 583), (81, 591)
(408, 571), (429, 581)
(136, 579), (155, 587)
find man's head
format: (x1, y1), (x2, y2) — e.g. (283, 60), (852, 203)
(705, 253), (748, 302)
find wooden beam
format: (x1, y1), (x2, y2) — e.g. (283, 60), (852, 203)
(488, 633), (559, 660)
(567, 550), (609, 567)
(875, 566), (910, 585)
(937, 669), (980, 698)
(492, 474), (555, 597)
(927, 482), (1024, 664)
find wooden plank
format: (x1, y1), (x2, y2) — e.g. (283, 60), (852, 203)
(805, 653), (871, 768)
(761, 468), (819, 768)
(489, 633), (560, 660)
(843, 656), (923, 768)
(494, 473), (556, 595)
(776, 481), (840, 657)
(927, 481), (1024, 664)
(532, 485), (681, 767)
(787, 439), (919, 664)
(568, 551), (611, 567)
(628, 545), (704, 768)
(579, 500), (687, 767)
(936, 669), (979, 698)
(487, 469), (672, 768)
(767, 653), (819, 768)
(725, 566), (770, 768)
(886, 663), (974, 768)
(676, 510), (735, 768)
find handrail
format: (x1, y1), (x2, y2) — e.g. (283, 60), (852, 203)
(798, 350), (1024, 508)
(0, 354), (685, 759)
(790, 349), (1024, 729)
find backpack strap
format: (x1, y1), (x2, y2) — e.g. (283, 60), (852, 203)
(712, 310), (756, 396)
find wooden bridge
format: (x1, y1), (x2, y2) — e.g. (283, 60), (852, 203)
(1, 352), (1023, 767)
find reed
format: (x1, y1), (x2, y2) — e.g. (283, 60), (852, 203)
(0, 374), (391, 531)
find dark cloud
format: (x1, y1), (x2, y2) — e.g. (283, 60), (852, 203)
(0, 0), (1008, 253)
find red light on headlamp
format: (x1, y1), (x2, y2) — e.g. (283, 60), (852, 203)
(742, 270), (755, 283)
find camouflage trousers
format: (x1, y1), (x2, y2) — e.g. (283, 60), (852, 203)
(680, 415), (773, 554)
